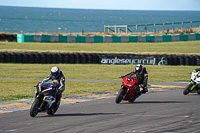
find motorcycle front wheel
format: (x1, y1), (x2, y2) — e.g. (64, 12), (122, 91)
(30, 98), (41, 117)
(183, 83), (193, 95)
(115, 88), (126, 104)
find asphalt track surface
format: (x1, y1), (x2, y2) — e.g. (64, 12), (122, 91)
(0, 87), (200, 133)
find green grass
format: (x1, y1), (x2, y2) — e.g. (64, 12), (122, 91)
(0, 41), (199, 101)
(0, 41), (200, 55)
(0, 64), (197, 101)
(0, 64), (195, 81)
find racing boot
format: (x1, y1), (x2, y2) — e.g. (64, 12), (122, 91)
(135, 91), (141, 98)
(142, 86), (148, 94)
(135, 85), (141, 98)
(55, 91), (62, 104)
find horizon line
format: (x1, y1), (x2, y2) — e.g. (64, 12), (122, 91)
(1, 5), (200, 12)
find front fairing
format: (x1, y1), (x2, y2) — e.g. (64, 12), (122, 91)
(121, 75), (138, 87)
(33, 82), (57, 112)
(121, 75), (138, 100)
(191, 72), (200, 82)
(191, 72), (197, 80)
(35, 82), (56, 96)
(190, 72), (200, 89)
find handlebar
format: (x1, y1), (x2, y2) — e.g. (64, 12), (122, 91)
(119, 76), (125, 78)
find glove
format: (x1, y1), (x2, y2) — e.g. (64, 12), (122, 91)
(120, 75), (125, 78)
(127, 77), (131, 82)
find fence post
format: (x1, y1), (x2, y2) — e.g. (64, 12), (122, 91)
(190, 21), (192, 29)
(172, 22), (174, 31)
(115, 25), (117, 33)
(145, 24), (147, 33)
(126, 25), (128, 33)
(154, 24), (156, 32)
(163, 23), (165, 31)
(136, 25), (138, 33)
(108, 26), (110, 33)
(104, 25), (106, 32)
(181, 22), (183, 30)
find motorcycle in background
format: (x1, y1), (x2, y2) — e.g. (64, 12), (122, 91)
(30, 81), (60, 117)
(115, 75), (140, 104)
(183, 71), (200, 95)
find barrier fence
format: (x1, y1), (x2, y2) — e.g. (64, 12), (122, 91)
(0, 34), (17, 42)
(0, 52), (200, 66)
(17, 33), (200, 43)
(104, 21), (200, 33)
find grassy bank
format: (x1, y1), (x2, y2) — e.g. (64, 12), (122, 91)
(0, 64), (197, 101)
(0, 40), (199, 101)
(0, 41), (200, 55)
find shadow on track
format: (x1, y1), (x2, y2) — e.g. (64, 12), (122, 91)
(120, 100), (190, 104)
(38, 113), (122, 117)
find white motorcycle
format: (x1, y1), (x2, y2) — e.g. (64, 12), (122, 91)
(183, 71), (200, 95)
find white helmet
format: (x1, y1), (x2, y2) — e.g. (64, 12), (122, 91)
(51, 66), (60, 79)
(135, 64), (143, 72)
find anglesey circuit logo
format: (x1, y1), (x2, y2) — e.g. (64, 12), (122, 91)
(101, 56), (168, 65)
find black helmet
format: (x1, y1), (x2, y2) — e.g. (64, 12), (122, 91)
(135, 64), (143, 72)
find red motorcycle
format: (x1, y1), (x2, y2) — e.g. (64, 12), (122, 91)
(115, 75), (139, 104)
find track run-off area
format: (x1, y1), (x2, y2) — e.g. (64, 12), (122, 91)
(1, 79), (200, 133)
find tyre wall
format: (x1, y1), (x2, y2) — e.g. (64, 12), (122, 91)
(0, 34), (17, 42)
(0, 52), (199, 66)
(17, 33), (200, 43)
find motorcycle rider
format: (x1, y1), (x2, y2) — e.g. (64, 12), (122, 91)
(194, 68), (200, 72)
(42, 66), (65, 104)
(193, 68), (200, 79)
(121, 64), (148, 97)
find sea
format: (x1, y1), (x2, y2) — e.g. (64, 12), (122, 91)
(0, 6), (200, 33)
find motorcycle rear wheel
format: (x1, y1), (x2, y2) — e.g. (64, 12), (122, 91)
(128, 95), (137, 103)
(197, 89), (200, 95)
(115, 88), (126, 104)
(30, 98), (40, 117)
(47, 100), (60, 116)
(183, 83), (193, 95)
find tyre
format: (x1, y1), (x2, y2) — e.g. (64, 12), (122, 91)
(4, 53), (11, 63)
(178, 56), (185, 65)
(115, 88), (126, 104)
(185, 56), (190, 66)
(53, 100), (60, 113)
(86, 54), (92, 64)
(172, 56), (178, 65)
(128, 95), (137, 103)
(62, 54), (70, 64)
(30, 98), (41, 117)
(44, 53), (52, 64)
(22, 53), (29, 63)
(69, 54), (75, 64)
(40, 53), (45, 64)
(47, 100), (60, 116)
(167, 56), (173, 65)
(197, 89), (200, 95)
(183, 83), (193, 95)
(46, 108), (53, 116)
